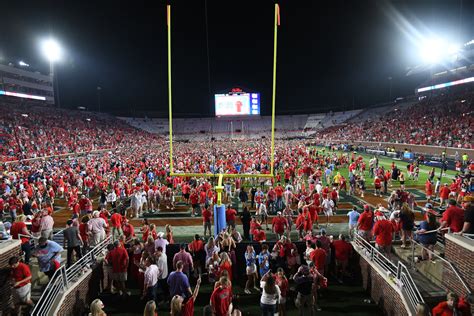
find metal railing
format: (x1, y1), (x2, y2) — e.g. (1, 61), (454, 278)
(17, 229), (64, 249)
(409, 238), (472, 296)
(32, 235), (112, 316)
(354, 234), (424, 314)
(461, 233), (474, 240)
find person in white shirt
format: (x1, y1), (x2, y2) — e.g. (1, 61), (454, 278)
(87, 211), (107, 246)
(142, 257), (158, 301)
(315, 182), (323, 195)
(322, 198), (335, 227)
(130, 191), (142, 218)
(106, 191), (117, 209)
(260, 271), (281, 316)
(155, 246), (168, 304)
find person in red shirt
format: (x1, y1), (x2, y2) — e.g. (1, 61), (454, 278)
(432, 292), (471, 316)
(357, 205), (374, 241)
(10, 215), (32, 264)
(295, 209), (307, 240)
(106, 241), (130, 296)
(439, 184), (451, 207)
(110, 210), (123, 241)
(170, 276), (201, 316)
(372, 211), (394, 256)
(373, 176), (382, 197)
(253, 227), (267, 243)
(440, 200), (465, 233)
(210, 277), (234, 316)
(202, 207), (212, 237)
(274, 183), (284, 210)
(225, 205), (237, 229)
(9, 256), (34, 314)
(332, 234), (353, 283)
(310, 240), (327, 275)
(272, 212), (288, 239)
(425, 179), (433, 203)
(122, 218), (135, 242)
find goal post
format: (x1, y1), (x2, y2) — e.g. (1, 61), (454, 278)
(166, 4), (280, 206)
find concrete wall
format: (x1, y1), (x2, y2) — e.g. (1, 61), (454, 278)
(321, 140), (474, 157)
(0, 240), (21, 314)
(358, 252), (410, 316)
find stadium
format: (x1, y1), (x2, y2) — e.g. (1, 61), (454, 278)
(0, 1), (473, 316)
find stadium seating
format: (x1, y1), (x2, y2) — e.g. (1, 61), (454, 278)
(316, 92), (473, 148)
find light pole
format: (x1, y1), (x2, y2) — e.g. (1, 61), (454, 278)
(41, 39), (62, 108)
(97, 86), (102, 112)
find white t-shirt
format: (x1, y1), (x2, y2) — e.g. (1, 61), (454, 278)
(260, 282), (281, 305)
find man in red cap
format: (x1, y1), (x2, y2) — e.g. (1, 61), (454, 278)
(357, 205), (374, 241)
(373, 211), (394, 256)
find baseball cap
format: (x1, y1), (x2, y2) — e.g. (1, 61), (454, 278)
(375, 211), (383, 217)
(424, 203), (433, 209)
(364, 204), (370, 211)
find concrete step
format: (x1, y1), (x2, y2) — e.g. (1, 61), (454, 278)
(391, 244), (446, 307)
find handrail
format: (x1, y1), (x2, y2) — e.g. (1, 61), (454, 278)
(353, 234), (425, 314)
(32, 234), (112, 316)
(409, 238), (472, 296)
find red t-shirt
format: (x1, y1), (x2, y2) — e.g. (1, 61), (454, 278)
(310, 248), (326, 271)
(226, 209), (236, 221)
(439, 187), (450, 199)
(11, 222), (29, 244)
(358, 211), (374, 231)
(202, 209), (212, 223)
(431, 298), (471, 316)
(272, 217), (287, 234)
(275, 186), (283, 197)
(122, 223), (135, 238)
(190, 193), (199, 205)
(332, 240), (352, 261)
(211, 286), (233, 316)
(11, 262), (31, 288)
(107, 246), (129, 273)
(189, 240), (204, 252)
(110, 213), (122, 228)
(373, 219), (394, 246)
(182, 297), (194, 316)
(253, 230), (266, 242)
(441, 206), (465, 233)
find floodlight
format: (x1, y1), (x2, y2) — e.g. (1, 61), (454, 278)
(420, 39), (444, 64)
(19, 61), (29, 67)
(41, 39), (62, 62)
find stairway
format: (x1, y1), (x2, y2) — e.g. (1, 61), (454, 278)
(391, 242), (447, 308)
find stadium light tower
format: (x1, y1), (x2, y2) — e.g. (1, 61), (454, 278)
(40, 38), (62, 107)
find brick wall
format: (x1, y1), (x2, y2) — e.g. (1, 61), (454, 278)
(358, 253), (410, 316)
(0, 240), (21, 315)
(54, 262), (103, 316)
(442, 234), (474, 314)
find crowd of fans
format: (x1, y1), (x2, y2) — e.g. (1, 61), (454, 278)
(316, 92), (473, 148)
(0, 99), (473, 315)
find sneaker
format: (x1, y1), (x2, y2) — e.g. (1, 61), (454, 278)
(244, 289), (251, 294)
(254, 286), (260, 292)
(400, 244), (406, 249)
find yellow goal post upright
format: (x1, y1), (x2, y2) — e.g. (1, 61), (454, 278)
(166, 3), (280, 206)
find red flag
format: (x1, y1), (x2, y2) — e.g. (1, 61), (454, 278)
(276, 4), (280, 26)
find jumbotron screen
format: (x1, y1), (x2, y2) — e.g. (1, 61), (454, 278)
(214, 93), (260, 116)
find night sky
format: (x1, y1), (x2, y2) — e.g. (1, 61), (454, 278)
(1, 0), (473, 117)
